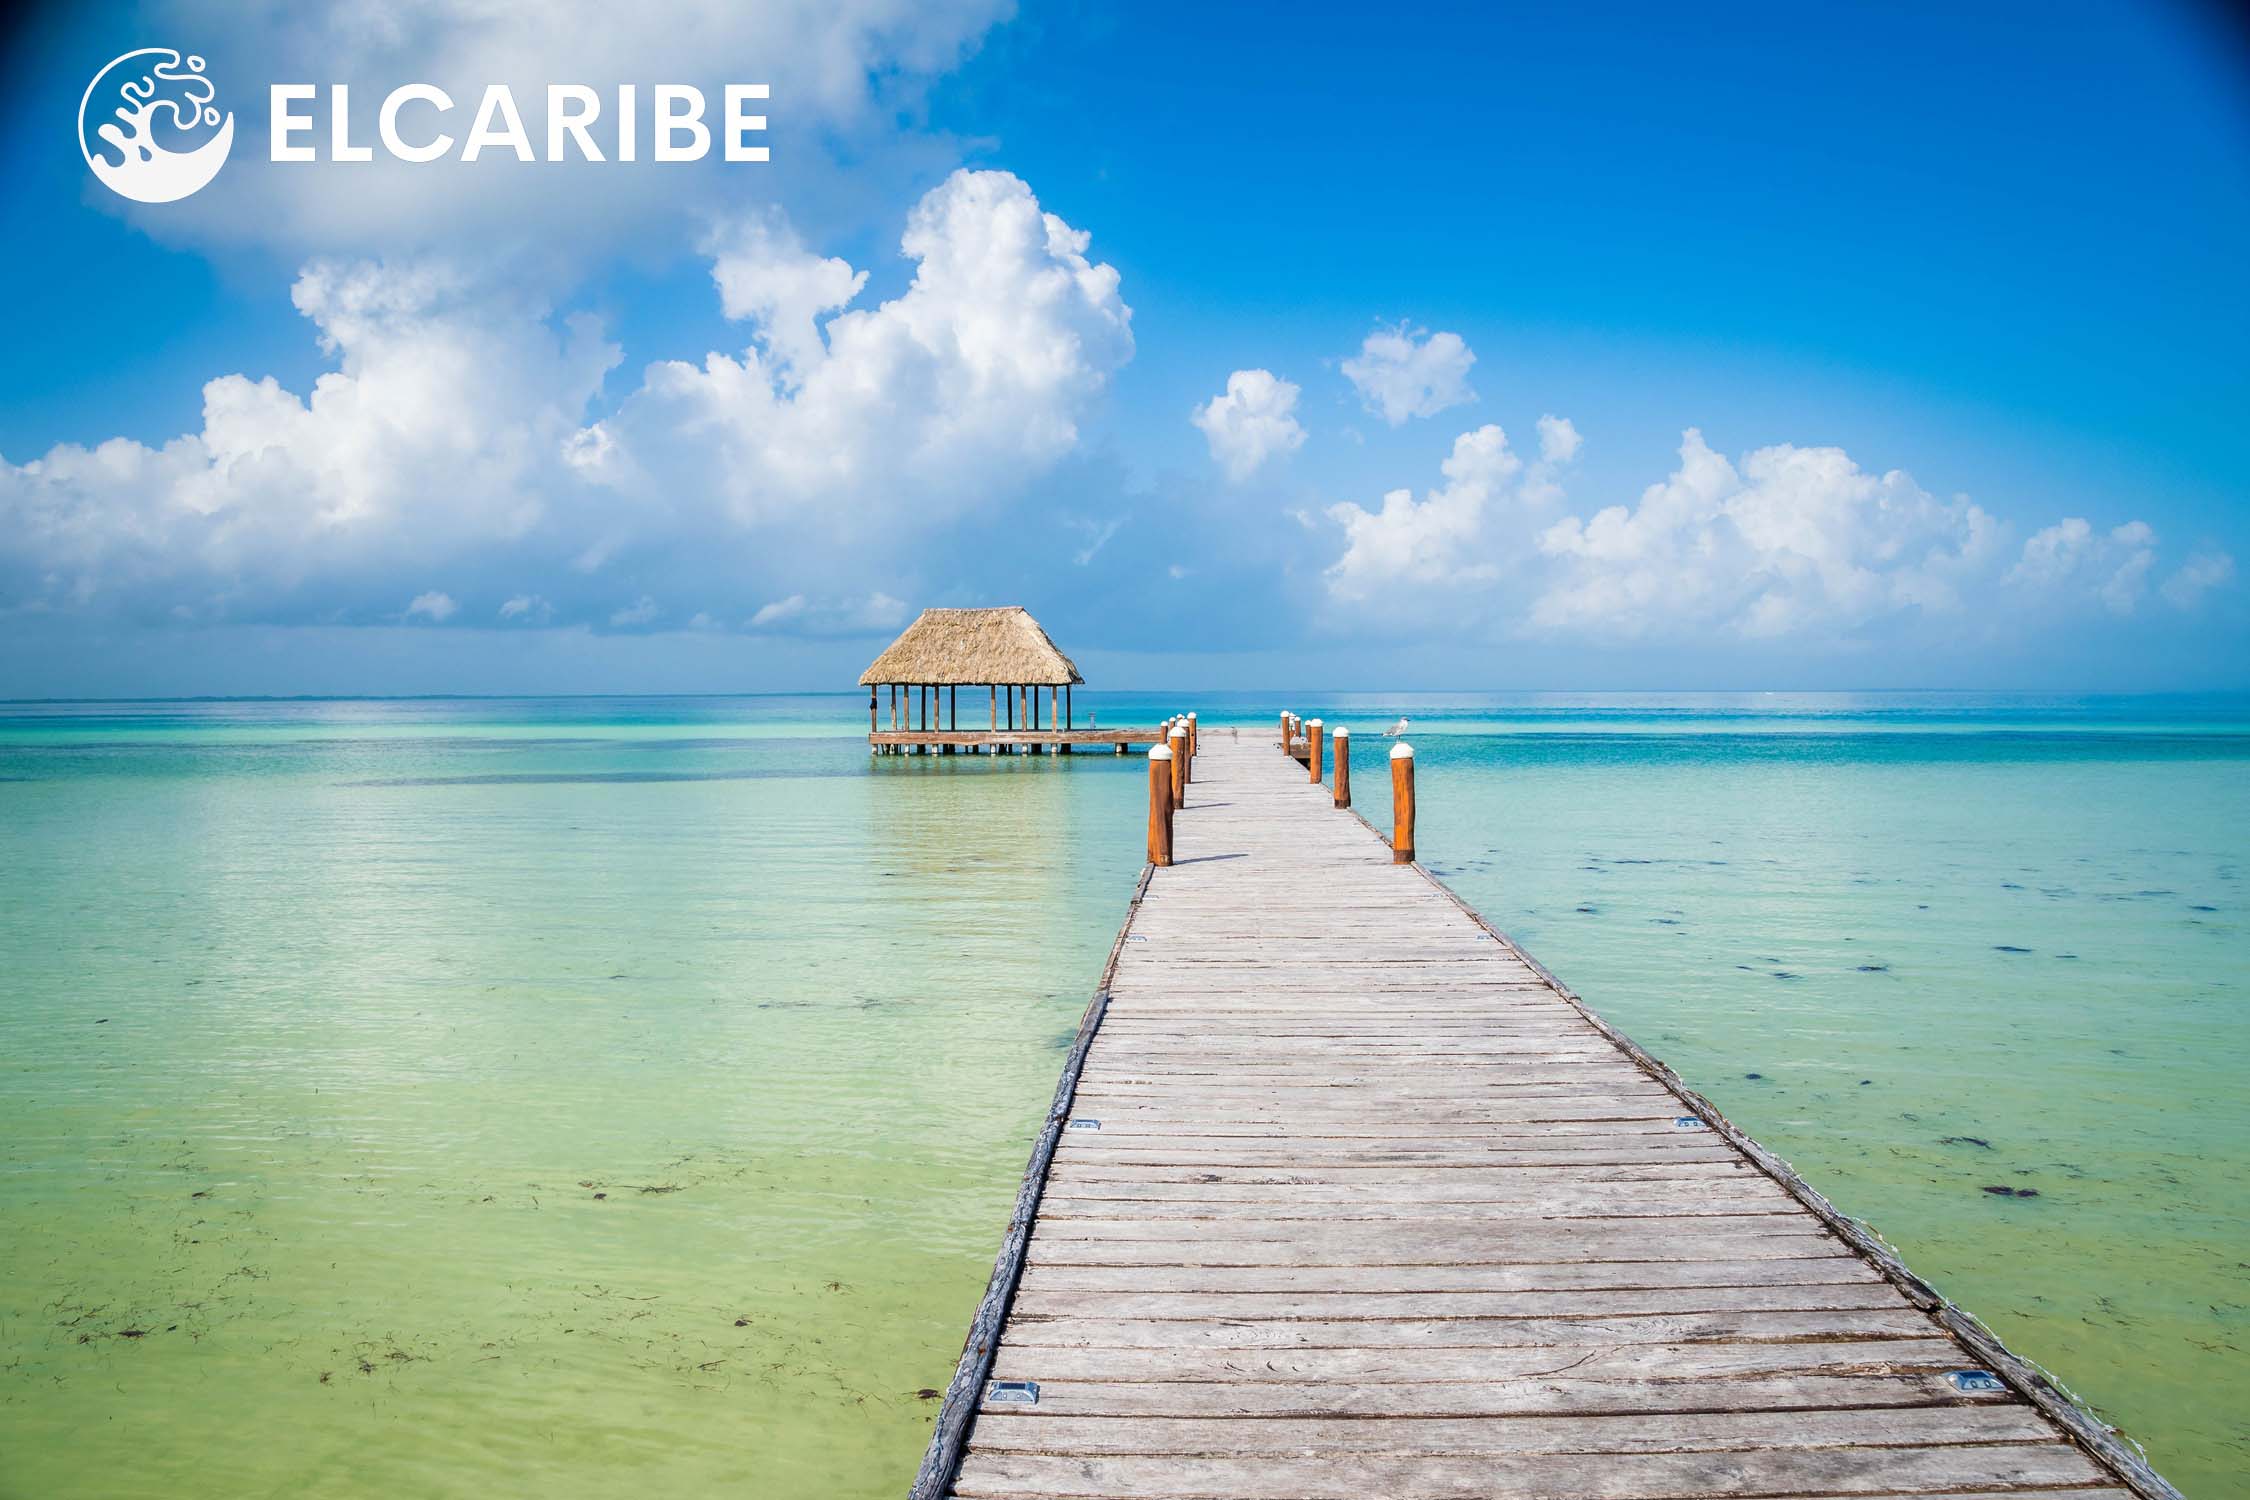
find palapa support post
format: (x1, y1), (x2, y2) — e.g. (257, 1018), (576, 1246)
(1307, 718), (1324, 784)
(1146, 745), (1174, 866)
(1390, 741), (1416, 864)
(1333, 726), (1351, 807)
(1168, 723), (1187, 808)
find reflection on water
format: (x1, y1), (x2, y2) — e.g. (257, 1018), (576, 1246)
(0, 703), (1144, 1499)
(1, 692), (2244, 1495)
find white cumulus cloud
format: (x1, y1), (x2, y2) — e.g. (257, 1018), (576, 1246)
(405, 590), (458, 621)
(585, 169), (1133, 534)
(0, 259), (617, 623)
(1191, 369), (1306, 482)
(1324, 424), (1522, 601)
(2007, 518), (2164, 616)
(1533, 430), (2001, 638)
(2161, 551), (2236, 610)
(1537, 414), (1582, 465)
(0, 170), (1132, 634)
(1340, 324), (1476, 426)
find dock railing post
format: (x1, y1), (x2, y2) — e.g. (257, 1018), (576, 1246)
(1307, 718), (1324, 784)
(1187, 712), (1198, 757)
(1168, 723), (1187, 808)
(1278, 711), (1289, 752)
(1390, 742), (1416, 864)
(1333, 726), (1350, 807)
(1180, 715), (1194, 784)
(1147, 745), (1174, 866)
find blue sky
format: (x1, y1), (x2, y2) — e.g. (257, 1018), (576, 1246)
(3, 0), (2246, 695)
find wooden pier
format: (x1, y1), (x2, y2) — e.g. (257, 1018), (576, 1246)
(912, 728), (2176, 1500)
(871, 728), (1173, 755)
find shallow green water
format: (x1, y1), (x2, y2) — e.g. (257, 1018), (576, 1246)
(2, 694), (2244, 1495)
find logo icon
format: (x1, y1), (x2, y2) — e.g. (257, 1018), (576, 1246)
(78, 48), (234, 204)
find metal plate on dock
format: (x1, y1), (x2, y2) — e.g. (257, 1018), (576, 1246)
(1673, 1115), (1708, 1130)
(984, 1379), (1039, 1406)
(1947, 1369), (2006, 1393)
(1065, 1118), (1100, 1131)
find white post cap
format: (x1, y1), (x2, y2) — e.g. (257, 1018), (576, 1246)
(1168, 723), (1186, 737)
(1307, 717), (1323, 727)
(1187, 712), (1197, 720)
(1391, 741), (1414, 759)
(1334, 725), (1350, 737)
(1149, 744), (1172, 760)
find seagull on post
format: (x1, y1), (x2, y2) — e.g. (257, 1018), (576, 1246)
(1383, 716), (1411, 737)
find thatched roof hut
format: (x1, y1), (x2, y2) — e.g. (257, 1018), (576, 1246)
(859, 607), (1083, 688)
(861, 607), (1087, 742)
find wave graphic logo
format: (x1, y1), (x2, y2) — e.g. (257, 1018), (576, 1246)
(78, 48), (234, 203)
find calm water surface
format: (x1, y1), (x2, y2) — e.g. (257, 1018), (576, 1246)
(1, 693), (2243, 1495)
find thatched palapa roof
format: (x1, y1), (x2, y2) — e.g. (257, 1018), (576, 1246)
(858, 607), (1085, 687)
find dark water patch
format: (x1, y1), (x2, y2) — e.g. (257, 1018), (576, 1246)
(1744, 1072), (1765, 1081)
(2001, 882), (2025, 890)
(1942, 1135), (1993, 1149)
(1856, 964), (1890, 972)
(1651, 917), (1681, 926)
(1982, 1185), (2040, 1198)
(1994, 945), (2034, 954)
(2190, 904), (2219, 913)
(2056, 953), (2080, 960)
(1771, 970), (1800, 980)
(1574, 904), (1599, 914)
(345, 768), (861, 787)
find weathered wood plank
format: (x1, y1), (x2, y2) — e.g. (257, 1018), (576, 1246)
(988, 1338), (1968, 1384)
(1007, 1281), (1909, 1322)
(973, 1370), (2005, 1419)
(948, 1445), (2105, 1499)
(1017, 1257), (1884, 1295)
(992, 1307), (1939, 1348)
(962, 1406), (2060, 1456)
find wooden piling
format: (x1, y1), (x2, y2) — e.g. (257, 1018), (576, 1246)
(1188, 712), (1198, 756)
(1168, 724), (1187, 808)
(1145, 745), (1173, 866)
(1391, 740), (1416, 863)
(1333, 724), (1351, 806)
(1307, 717), (1324, 784)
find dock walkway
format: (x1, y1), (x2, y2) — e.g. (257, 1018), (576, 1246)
(915, 730), (2170, 1500)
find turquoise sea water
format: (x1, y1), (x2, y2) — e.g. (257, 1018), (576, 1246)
(2, 693), (2243, 1496)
